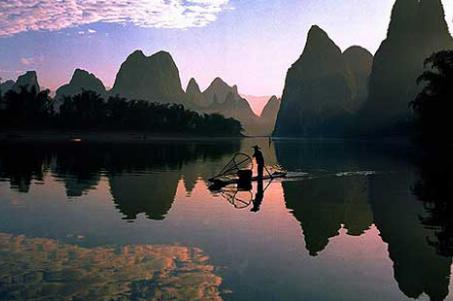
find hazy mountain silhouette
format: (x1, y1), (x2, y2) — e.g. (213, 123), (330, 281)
(255, 96), (281, 136)
(12, 71), (40, 93)
(200, 77), (261, 135)
(241, 95), (273, 115)
(110, 50), (187, 106)
(261, 96), (280, 119)
(107, 50), (262, 134)
(202, 78), (240, 107)
(4, 49), (273, 136)
(360, 0), (453, 134)
(343, 46), (373, 111)
(195, 77), (280, 136)
(0, 80), (15, 96)
(274, 26), (370, 137)
(56, 69), (107, 101)
(186, 78), (209, 108)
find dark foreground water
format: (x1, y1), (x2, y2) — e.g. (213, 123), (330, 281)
(0, 138), (452, 301)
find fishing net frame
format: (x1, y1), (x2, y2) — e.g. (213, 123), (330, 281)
(212, 153), (253, 180)
(221, 188), (253, 209)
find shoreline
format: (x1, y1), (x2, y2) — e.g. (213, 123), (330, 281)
(0, 130), (411, 145)
(0, 130), (249, 144)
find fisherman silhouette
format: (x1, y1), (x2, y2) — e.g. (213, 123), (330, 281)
(252, 145), (264, 180)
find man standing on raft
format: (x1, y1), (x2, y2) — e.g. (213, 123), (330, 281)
(252, 145), (264, 180)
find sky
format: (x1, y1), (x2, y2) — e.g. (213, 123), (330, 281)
(0, 0), (452, 97)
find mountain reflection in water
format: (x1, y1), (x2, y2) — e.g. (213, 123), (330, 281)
(0, 138), (452, 301)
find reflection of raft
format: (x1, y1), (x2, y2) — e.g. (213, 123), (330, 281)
(209, 171), (287, 187)
(208, 153), (287, 190)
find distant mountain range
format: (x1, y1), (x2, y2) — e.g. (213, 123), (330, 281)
(106, 49), (277, 136)
(241, 95), (276, 116)
(359, 0), (453, 135)
(56, 69), (107, 100)
(1, 51), (278, 136)
(1, 71), (39, 95)
(4, 71), (41, 94)
(275, 0), (453, 137)
(2, 0), (451, 137)
(110, 50), (187, 106)
(189, 77), (256, 135)
(274, 25), (373, 137)
(0, 80), (15, 97)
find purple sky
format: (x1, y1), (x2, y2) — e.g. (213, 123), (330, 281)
(0, 0), (452, 97)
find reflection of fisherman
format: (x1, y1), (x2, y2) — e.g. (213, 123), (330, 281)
(252, 145), (264, 180)
(251, 177), (264, 212)
(251, 145), (265, 212)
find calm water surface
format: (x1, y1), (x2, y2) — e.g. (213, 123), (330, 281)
(0, 138), (451, 301)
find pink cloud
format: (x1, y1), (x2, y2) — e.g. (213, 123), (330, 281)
(20, 56), (44, 66)
(0, 0), (231, 37)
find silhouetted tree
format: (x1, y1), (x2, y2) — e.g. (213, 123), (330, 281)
(0, 86), (53, 128)
(59, 90), (106, 129)
(104, 95), (129, 129)
(0, 88), (242, 136)
(411, 51), (453, 145)
(56, 91), (242, 135)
